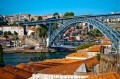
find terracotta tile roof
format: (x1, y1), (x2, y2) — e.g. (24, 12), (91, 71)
(2, 65), (32, 79)
(77, 48), (89, 53)
(43, 58), (80, 64)
(102, 36), (110, 41)
(40, 61), (83, 75)
(41, 16), (47, 20)
(88, 45), (101, 52)
(100, 41), (111, 45)
(66, 52), (87, 58)
(84, 56), (99, 69)
(22, 14), (29, 16)
(83, 72), (120, 79)
(0, 69), (26, 79)
(40, 56), (98, 75)
(16, 62), (64, 73)
(16, 63), (26, 69)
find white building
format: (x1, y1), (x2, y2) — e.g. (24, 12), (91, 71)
(0, 26), (24, 36)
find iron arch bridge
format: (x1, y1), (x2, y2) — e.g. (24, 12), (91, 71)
(48, 17), (120, 51)
(19, 13), (120, 52)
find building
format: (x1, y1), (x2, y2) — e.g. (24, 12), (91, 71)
(87, 45), (101, 58)
(47, 14), (53, 18)
(27, 57), (98, 79)
(0, 26), (24, 36)
(33, 16), (41, 21)
(41, 16), (48, 20)
(6, 14), (30, 25)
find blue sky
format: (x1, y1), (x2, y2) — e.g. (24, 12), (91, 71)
(0, 0), (120, 16)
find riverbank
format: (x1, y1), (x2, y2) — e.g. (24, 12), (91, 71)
(3, 47), (57, 53)
(3, 47), (76, 53)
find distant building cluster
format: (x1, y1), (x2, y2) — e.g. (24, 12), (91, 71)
(0, 13), (62, 25)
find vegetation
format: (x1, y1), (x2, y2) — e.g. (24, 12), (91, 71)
(0, 21), (8, 26)
(37, 27), (47, 38)
(64, 12), (74, 18)
(87, 29), (103, 39)
(76, 42), (93, 50)
(38, 16), (42, 21)
(28, 14), (31, 20)
(0, 44), (4, 67)
(8, 31), (12, 35)
(24, 18), (28, 22)
(31, 18), (34, 21)
(10, 23), (18, 26)
(14, 31), (18, 35)
(4, 31), (12, 35)
(3, 31), (8, 35)
(96, 54), (101, 61)
(52, 22), (58, 30)
(53, 12), (59, 16)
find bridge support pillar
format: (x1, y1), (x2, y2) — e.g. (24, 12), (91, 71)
(48, 23), (52, 47)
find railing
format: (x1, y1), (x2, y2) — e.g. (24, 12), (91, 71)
(29, 73), (89, 79)
(49, 17), (120, 51)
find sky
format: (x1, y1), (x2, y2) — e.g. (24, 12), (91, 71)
(0, 0), (120, 16)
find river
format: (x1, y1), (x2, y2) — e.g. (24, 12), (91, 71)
(3, 52), (72, 66)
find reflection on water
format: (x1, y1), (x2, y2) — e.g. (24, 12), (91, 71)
(3, 52), (71, 66)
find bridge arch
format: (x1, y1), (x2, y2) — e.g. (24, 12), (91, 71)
(49, 18), (120, 51)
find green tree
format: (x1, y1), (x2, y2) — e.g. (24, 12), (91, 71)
(96, 54), (100, 61)
(8, 31), (12, 35)
(14, 31), (18, 35)
(28, 14), (31, 21)
(53, 12), (59, 16)
(52, 22), (58, 30)
(64, 12), (74, 18)
(37, 27), (47, 38)
(38, 16), (42, 21)
(4, 31), (8, 35)
(0, 44), (4, 67)
(76, 42), (93, 50)
(10, 23), (18, 26)
(31, 18), (34, 21)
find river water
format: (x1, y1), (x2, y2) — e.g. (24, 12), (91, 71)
(3, 52), (71, 66)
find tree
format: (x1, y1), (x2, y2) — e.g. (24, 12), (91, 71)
(96, 54), (100, 61)
(52, 22), (58, 30)
(4, 31), (8, 35)
(28, 14), (31, 21)
(37, 27), (47, 38)
(10, 23), (18, 26)
(14, 31), (18, 35)
(24, 18), (28, 22)
(64, 12), (74, 18)
(31, 18), (34, 21)
(76, 42), (93, 50)
(53, 12), (59, 16)
(8, 31), (12, 35)
(0, 44), (4, 67)
(38, 16), (42, 21)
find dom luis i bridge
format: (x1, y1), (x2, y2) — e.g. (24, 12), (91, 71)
(19, 13), (120, 52)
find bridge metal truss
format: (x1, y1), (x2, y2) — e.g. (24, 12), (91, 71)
(19, 14), (120, 51)
(48, 15), (120, 51)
